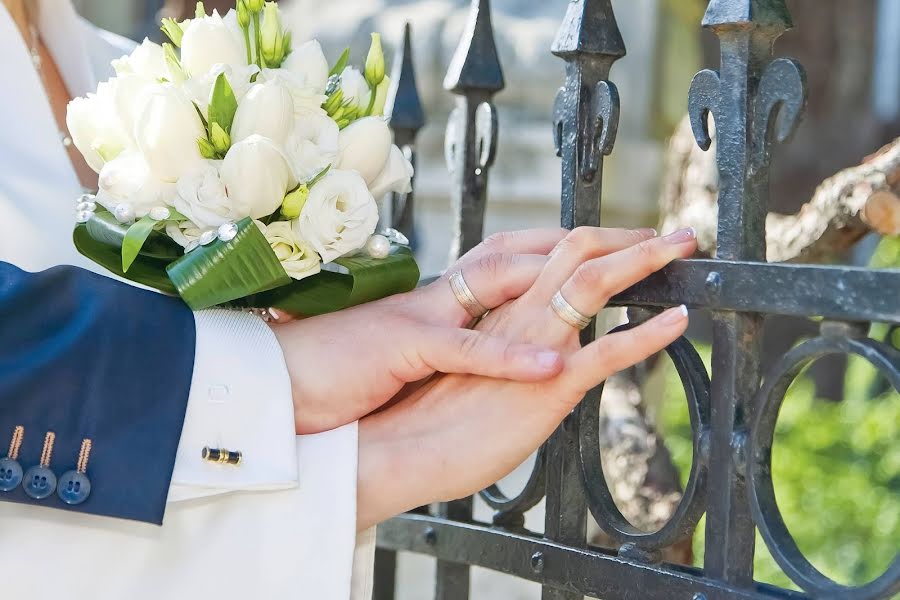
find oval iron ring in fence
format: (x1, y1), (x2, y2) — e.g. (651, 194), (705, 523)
(577, 321), (712, 552)
(748, 333), (900, 600)
(479, 445), (548, 528)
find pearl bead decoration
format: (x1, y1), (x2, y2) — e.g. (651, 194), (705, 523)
(365, 234), (391, 259)
(75, 210), (93, 224)
(149, 207), (171, 221)
(113, 204), (135, 224)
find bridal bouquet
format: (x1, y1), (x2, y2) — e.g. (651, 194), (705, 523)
(68, 0), (419, 315)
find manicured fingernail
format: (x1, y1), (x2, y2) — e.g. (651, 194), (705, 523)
(660, 305), (689, 325)
(663, 227), (696, 244)
(535, 351), (562, 370)
(636, 227), (658, 237)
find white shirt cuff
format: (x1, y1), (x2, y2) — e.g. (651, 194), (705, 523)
(168, 309), (298, 502)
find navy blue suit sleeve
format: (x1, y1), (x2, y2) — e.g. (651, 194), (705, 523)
(0, 262), (196, 524)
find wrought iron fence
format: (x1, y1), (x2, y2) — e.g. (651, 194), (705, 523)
(377, 0), (900, 598)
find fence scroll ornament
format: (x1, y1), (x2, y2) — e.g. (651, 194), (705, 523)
(375, 0), (900, 598)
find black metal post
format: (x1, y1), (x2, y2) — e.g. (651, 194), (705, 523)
(443, 0), (505, 262)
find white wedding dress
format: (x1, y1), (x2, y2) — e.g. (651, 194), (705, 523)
(0, 1), (375, 598)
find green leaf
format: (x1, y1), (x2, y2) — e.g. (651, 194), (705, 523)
(166, 218), (291, 310)
(208, 72), (238, 133)
(74, 222), (177, 295)
(121, 215), (158, 272)
(160, 18), (184, 47)
(307, 164), (331, 186)
(85, 210), (183, 261)
(329, 47), (351, 77)
(255, 247), (420, 316)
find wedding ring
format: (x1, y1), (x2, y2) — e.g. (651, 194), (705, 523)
(449, 271), (488, 319)
(550, 291), (593, 330)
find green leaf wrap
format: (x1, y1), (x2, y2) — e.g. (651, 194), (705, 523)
(121, 215), (159, 272)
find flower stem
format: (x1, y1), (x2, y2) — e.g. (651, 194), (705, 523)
(252, 12), (264, 69)
(365, 82), (377, 117)
(243, 23), (252, 65)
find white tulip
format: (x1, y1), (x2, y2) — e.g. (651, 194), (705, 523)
(282, 40), (329, 94)
(221, 135), (296, 220)
(256, 220), (322, 281)
(369, 144), (414, 199)
(284, 113), (339, 181)
(111, 38), (169, 81)
(183, 63), (260, 119)
(231, 79), (295, 145)
(335, 116), (392, 185)
(174, 161), (242, 229)
(66, 79), (131, 173)
(95, 151), (176, 217)
(296, 169), (378, 263)
(339, 66), (370, 109)
(258, 68), (327, 117)
(180, 9), (247, 77)
(133, 83), (207, 182)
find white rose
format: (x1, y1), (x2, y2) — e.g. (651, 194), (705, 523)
(66, 79), (131, 173)
(95, 151), (175, 217)
(284, 113), (339, 181)
(231, 79), (295, 145)
(180, 9), (247, 77)
(335, 116), (392, 185)
(111, 38), (169, 81)
(282, 40), (329, 94)
(173, 161), (244, 229)
(183, 63), (260, 119)
(166, 220), (208, 249)
(258, 68), (326, 117)
(221, 135), (296, 219)
(133, 84), (207, 182)
(296, 169), (378, 263)
(339, 66), (370, 109)
(369, 144), (414, 199)
(256, 220), (322, 281)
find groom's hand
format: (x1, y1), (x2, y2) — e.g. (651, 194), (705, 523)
(271, 228), (652, 435)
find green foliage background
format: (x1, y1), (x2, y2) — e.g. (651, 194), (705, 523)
(656, 237), (900, 590)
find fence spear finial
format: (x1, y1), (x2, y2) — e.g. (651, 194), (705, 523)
(551, 0), (626, 61)
(386, 23), (425, 133)
(443, 0), (505, 94)
(702, 0), (793, 32)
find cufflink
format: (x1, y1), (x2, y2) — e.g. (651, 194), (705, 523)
(24, 432), (57, 500)
(202, 447), (242, 466)
(58, 439), (93, 505)
(0, 426), (25, 492)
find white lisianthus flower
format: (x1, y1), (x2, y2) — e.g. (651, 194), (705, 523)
(282, 40), (329, 94)
(284, 113), (339, 181)
(256, 220), (322, 281)
(66, 79), (131, 173)
(257, 68), (327, 117)
(221, 135), (296, 219)
(296, 169), (378, 263)
(180, 9), (247, 77)
(174, 161), (244, 229)
(95, 151), (175, 217)
(183, 63), (260, 119)
(111, 38), (169, 81)
(166, 220), (208, 249)
(231, 79), (295, 145)
(335, 116), (392, 185)
(133, 83), (207, 182)
(339, 66), (370, 110)
(369, 144), (414, 199)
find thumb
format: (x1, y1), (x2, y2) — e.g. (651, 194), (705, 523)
(403, 327), (563, 382)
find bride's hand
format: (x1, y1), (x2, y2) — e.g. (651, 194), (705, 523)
(356, 226), (697, 529)
(272, 227), (632, 434)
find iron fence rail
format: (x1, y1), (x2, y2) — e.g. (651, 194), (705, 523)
(377, 0), (900, 598)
